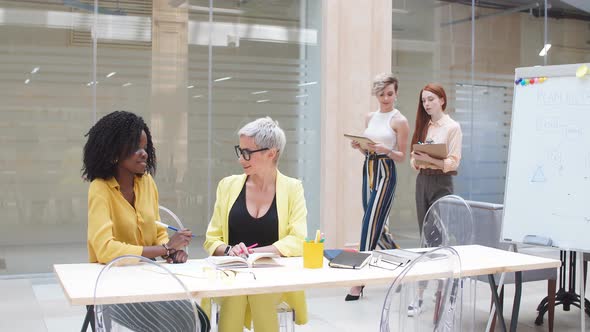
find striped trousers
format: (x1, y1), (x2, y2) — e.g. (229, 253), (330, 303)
(359, 154), (399, 251)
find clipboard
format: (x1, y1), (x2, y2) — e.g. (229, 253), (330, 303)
(413, 143), (447, 166)
(344, 134), (375, 150)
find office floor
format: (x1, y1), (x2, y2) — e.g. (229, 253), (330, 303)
(1, 234), (589, 331)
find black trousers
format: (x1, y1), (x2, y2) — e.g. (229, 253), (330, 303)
(415, 173), (453, 235)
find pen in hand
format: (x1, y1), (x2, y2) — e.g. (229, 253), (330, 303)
(155, 221), (196, 238)
(239, 243), (258, 258)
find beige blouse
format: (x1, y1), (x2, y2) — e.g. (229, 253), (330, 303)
(411, 114), (462, 173)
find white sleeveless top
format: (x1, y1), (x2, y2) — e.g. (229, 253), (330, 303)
(362, 109), (399, 150)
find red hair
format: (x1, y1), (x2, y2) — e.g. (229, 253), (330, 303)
(410, 83), (447, 151)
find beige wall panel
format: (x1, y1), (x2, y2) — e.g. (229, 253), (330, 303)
(321, 0), (392, 248)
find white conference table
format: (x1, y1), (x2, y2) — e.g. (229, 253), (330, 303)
(54, 245), (560, 332)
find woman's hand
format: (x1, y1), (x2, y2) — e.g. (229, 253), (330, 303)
(166, 229), (192, 250)
(228, 242), (254, 257)
(412, 151), (432, 163)
(350, 140), (361, 150)
(167, 249), (188, 264)
(367, 142), (392, 155)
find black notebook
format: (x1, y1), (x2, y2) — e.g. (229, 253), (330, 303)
(328, 251), (372, 269)
(323, 249), (344, 261)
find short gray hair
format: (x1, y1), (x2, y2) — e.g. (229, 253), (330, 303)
(238, 117), (286, 161)
(372, 73), (399, 95)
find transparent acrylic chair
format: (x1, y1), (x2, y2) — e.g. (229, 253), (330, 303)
(420, 195), (475, 330)
(93, 255), (209, 332)
(421, 195), (474, 248)
(81, 207), (190, 332)
(380, 246), (463, 332)
(159, 205), (189, 255)
(159, 205), (186, 229)
(159, 205), (296, 331)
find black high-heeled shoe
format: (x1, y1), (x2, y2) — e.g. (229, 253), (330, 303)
(345, 286), (365, 301)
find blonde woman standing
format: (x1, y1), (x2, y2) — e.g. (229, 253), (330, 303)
(347, 73), (410, 301)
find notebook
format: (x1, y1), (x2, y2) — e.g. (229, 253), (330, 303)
(323, 248), (359, 261)
(328, 251), (372, 269)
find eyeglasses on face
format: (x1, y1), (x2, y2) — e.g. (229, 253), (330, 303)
(234, 145), (269, 161)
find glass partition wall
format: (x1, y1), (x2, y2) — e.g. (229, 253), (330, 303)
(1, 0), (588, 274)
(388, 0), (590, 240)
(0, 0), (321, 274)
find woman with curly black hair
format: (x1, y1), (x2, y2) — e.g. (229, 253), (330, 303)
(83, 110), (192, 263)
(82, 111), (210, 331)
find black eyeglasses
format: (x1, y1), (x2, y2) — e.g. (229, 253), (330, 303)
(234, 145), (269, 161)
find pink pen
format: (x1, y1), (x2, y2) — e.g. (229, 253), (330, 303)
(239, 243), (259, 255)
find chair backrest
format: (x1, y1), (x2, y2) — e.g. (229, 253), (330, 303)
(159, 205), (189, 254)
(420, 195), (474, 248)
(380, 246), (463, 332)
(159, 205), (186, 229)
(94, 255), (207, 332)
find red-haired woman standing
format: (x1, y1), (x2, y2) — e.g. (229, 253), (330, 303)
(410, 83), (463, 237)
(408, 83), (462, 316)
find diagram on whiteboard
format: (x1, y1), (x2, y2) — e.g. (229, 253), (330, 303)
(530, 166), (546, 183)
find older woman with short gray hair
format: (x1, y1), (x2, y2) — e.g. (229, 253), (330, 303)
(204, 117), (308, 331)
(237, 117), (286, 163)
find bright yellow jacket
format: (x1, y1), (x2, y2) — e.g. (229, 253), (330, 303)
(203, 171), (308, 325)
(87, 174), (168, 263)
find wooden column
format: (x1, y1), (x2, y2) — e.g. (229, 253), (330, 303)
(321, 0), (392, 248)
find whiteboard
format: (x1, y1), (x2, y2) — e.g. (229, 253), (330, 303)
(502, 63), (590, 251)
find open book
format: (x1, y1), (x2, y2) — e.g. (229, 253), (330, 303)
(207, 253), (280, 269)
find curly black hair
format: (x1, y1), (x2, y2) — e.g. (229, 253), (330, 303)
(82, 111), (156, 181)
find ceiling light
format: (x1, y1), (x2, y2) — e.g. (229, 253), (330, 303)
(298, 81), (317, 87)
(192, 95), (202, 98)
(182, 4), (245, 15)
(251, 90), (268, 95)
(539, 44), (552, 56)
(31, 67), (40, 74)
(106, 72), (116, 78)
(122, 82), (132, 87)
(256, 99), (270, 103)
(24, 79), (30, 84)
(214, 77), (232, 82)
(187, 85), (195, 89)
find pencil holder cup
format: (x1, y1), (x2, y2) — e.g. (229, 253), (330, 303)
(303, 242), (324, 269)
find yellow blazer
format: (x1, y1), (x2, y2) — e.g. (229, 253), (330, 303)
(203, 170), (308, 325)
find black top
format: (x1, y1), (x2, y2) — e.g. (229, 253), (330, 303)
(228, 181), (279, 247)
